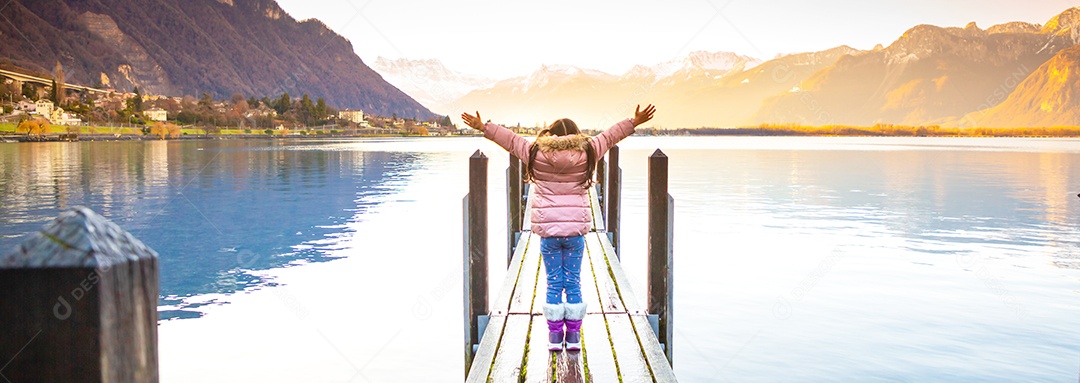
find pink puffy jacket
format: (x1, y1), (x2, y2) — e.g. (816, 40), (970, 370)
(484, 119), (636, 237)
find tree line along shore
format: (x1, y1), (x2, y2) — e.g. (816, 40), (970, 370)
(639, 124), (1080, 137)
(5, 122), (1080, 141)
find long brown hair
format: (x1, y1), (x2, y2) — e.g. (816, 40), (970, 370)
(526, 118), (596, 187)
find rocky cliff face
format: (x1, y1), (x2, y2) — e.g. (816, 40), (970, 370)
(961, 45), (1080, 127)
(749, 8), (1080, 126)
(0, 0), (435, 119)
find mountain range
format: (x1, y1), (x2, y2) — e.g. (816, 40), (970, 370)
(444, 51), (773, 129)
(384, 6), (1080, 129)
(15, 0), (1079, 128)
(0, 0), (435, 119)
(751, 12), (1080, 127)
(372, 57), (497, 116)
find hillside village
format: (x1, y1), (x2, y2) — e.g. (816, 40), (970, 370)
(1, 64), (458, 138)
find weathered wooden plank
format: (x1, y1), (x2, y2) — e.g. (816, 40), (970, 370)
(629, 314), (677, 383)
(585, 233), (626, 314)
(580, 240), (604, 315)
(581, 314), (617, 381)
(593, 233), (643, 313)
(465, 314), (508, 382)
(606, 314), (652, 383)
(589, 186), (605, 233)
(522, 314), (553, 382)
(554, 346), (586, 383)
(509, 240), (542, 314)
(531, 266), (547, 315)
(488, 314), (532, 381)
(491, 234), (533, 316)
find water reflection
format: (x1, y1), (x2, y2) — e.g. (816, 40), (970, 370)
(610, 137), (1080, 381)
(0, 140), (422, 320)
(3, 137), (1079, 381)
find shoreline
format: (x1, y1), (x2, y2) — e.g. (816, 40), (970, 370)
(3, 133), (1080, 142)
(0, 133), (484, 142)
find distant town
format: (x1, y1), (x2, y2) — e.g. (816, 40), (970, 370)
(5, 62), (1078, 142)
(0, 63), (462, 140)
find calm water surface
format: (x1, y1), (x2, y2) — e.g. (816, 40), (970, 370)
(1, 137), (1078, 382)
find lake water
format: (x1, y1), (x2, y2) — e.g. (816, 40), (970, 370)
(1, 137), (1078, 382)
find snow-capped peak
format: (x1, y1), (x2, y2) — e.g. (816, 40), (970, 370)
(505, 64), (616, 93)
(620, 65), (656, 80)
(537, 64), (614, 78)
(638, 51), (762, 81)
(371, 57), (497, 114)
(648, 50), (760, 78)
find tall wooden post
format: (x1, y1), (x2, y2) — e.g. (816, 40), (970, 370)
(463, 150), (489, 373)
(596, 158), (607, 214)
(606, 145), (621, 256)
(647, 149), (674, 365)
(507, 154), (522, 266)
(0, 207), (160, 383)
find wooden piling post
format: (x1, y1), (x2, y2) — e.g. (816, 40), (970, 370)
(0, 207), (160, 383)
(507, 153), (522, 266)
(597, 158), (607, 210)
(647, 149), (674, 365)
(463, 150), (489, 372)
(606, 145), (621, 256)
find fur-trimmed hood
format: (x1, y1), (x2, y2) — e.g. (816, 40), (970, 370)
(535, 134), (591, 152)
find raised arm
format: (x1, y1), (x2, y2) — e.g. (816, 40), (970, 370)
(462, 111), (531, 161)
(591, 104), (656, 158)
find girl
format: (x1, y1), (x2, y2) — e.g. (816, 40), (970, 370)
(461, 104), (656, 351)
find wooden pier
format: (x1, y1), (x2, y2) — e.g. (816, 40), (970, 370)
(463, 148), (676, 382)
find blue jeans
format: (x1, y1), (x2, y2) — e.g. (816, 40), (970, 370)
(540, 235), (585, 304)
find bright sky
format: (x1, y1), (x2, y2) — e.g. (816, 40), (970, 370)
(275, 0), (1075, 79)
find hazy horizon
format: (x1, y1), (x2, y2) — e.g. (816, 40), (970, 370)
(276, 0), (1075, 78)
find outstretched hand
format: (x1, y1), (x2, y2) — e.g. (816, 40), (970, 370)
(632, 104), (656, 127)
(461, 111), (485, 132)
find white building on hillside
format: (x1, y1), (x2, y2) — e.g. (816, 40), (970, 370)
(35, 100), (54, 116)
(15, 100), (35, 112)
(50, 108), (82, 126)
(338, 109), (364, 124)
(145, 108), (167, 122)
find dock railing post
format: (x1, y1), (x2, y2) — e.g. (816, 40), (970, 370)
(596, 158), (607, 213)
(647, 149), (674, 366)
(0, 207), (160, 382)
(606, 145), (621, 257)
(507, 153), (522, 266)
(463, 150), (489, 373)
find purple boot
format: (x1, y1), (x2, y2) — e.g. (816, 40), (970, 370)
(564, 302), (587, 351)
(543, 303), (565, 351)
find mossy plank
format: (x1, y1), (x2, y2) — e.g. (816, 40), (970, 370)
(509, 237), (542, 314)
(593, 232), (642, 313)
(581, 314), (617, 381)
(585, 233), (626, 314)
(606, 313), (652, 383)
(465, 314), (507, 382)
(581, 240), (604, 314)
(492, 233), (533, 316)
(488, 314), (532, 381)
(630, 314), (677, 383)
(522, 314), (553, 382)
